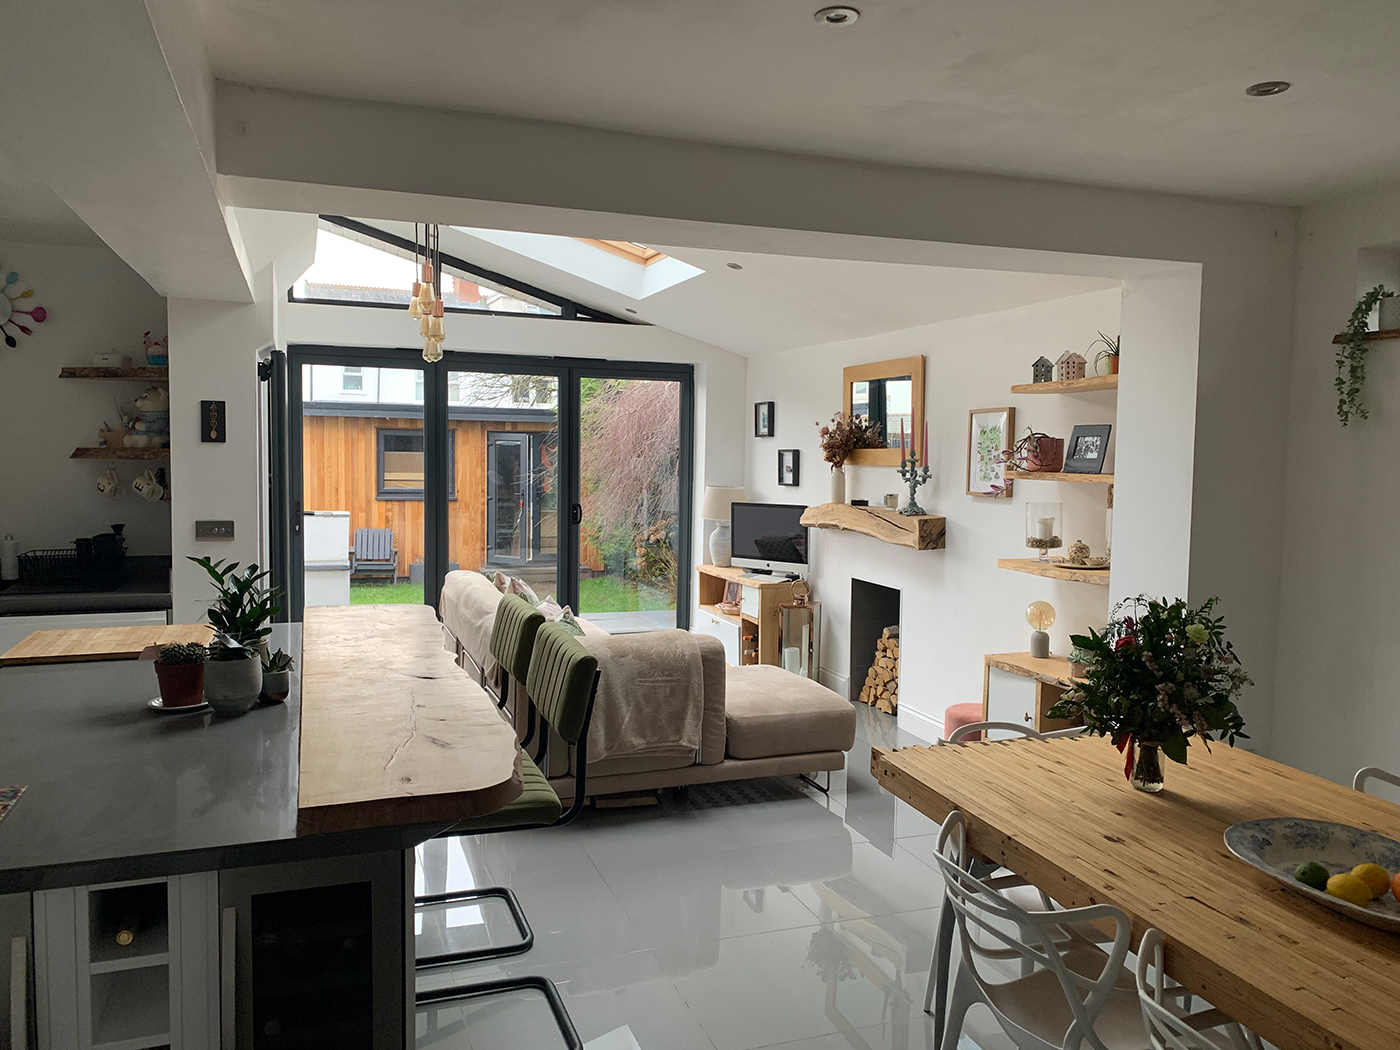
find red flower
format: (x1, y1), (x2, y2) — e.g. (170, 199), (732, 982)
(1114, 635), (1135, 652)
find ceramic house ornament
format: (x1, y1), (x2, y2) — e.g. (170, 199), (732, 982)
(1032, 356), (1054, 383)
(1055, 351), (1087, 382)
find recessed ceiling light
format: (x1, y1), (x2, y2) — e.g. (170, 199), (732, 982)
(814, 6), (859, 26)
(625, 308), (637, 314)
(1245, 81), (1290, 97)
(727, 262), (744, 270)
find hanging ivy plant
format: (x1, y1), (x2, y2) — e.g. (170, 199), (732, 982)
(1336, 285), (1393, 426)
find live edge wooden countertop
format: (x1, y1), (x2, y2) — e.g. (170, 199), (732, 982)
(871, 737), (1400, 1050)
(297, 604), (522, 836)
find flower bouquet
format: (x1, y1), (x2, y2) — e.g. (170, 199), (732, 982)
(816, 412), (885, 469)
(1047, 595), (1250, 790)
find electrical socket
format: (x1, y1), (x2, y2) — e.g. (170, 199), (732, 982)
(196, 520), (235, 540)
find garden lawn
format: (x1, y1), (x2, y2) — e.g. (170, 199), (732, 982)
(349, 581), (424, 605)
(578, 576), (674, 615)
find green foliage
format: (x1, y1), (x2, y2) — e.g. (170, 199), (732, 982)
(157, 641), (206, 665)
(1047, 595), (1251, 765)
(1088, 331), (1120, 370)
(1336, 285), (1393, 426)
(349, 581), (423, 604)
(262, 648), (294, 673)
(187, 556), (281, 654)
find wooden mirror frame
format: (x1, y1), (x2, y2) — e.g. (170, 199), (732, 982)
(842, 355), (925, 467)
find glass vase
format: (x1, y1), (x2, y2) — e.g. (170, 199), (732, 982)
(1131, 742), (1165, 793)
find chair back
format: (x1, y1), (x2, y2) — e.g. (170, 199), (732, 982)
(1353, 766), (1400, 795)
(933, 809), (1132, 1050)
(489, 593), (545, 685)
(352, 527), (391, 560)
(948, 721), (1085, 743)
(525, 622), (599, 747)
(1136, 929), (1239, 1050)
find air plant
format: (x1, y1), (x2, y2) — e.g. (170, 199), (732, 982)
(1088, 331), (1120, 372)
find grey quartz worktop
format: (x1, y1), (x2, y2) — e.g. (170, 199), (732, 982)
(0, 624), (438, 893)
(0, 555), (173, 615)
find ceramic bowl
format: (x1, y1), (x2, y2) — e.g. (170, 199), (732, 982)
(1224, 817), (1400, 932)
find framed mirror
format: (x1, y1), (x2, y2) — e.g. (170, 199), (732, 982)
(843, 355), (925, 466)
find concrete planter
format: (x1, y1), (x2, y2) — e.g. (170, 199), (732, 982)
(261, 669), (291, 704)
(205, 655), (262, 716)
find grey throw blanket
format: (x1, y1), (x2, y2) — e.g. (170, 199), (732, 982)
(581, 629), (705, 763)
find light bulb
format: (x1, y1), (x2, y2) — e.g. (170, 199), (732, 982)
(409, 282), (422, 318)
(428, 315), (445, 339)
(1026, 601), (1056, 632)
(420, 314), (432, 338)
(422, 338), (443, 363)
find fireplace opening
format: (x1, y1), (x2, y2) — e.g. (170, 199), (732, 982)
(850, 579), (901, 713)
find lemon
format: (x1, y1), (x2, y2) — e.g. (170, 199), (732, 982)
(1294, 861), (1329, 890)
(1326, 873), (1374, 907)
(1352, 863), (1391, 899)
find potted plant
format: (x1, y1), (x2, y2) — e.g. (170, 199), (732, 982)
(998, 427), (1064, 474)
(1067, 645), (1094, 680)
(1088, 331), (1120, 376)
(153, 642), (206, 708)
(1047, 595), (1251, 792)
(1336, 285), (1396, 426)
(204, 634), (263, 715)
(189, 557), (282, 716)
(816, 412), (885, 504)
(261, 648), (294, 703)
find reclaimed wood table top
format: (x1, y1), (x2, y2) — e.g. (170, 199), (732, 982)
(871, 736), (1400, 1050)
(298, 604), (522, 836)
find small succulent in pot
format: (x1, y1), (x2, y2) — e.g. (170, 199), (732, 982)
(261, 648), (295, 704)
(1068, 645), (1095, 680)
(153, 641), (207, 708)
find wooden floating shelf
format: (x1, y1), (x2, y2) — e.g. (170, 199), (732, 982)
(997, 558), (1110, 586)
(70, 447), (170, 460)
(1331, 329), (1400, 345)
(59, 366), (168, 381)
(1010, 374), (1118, 394)
(801, 503), (945, 550)
(698, 603), (743, 627)
(1005, 470), (1114, 484)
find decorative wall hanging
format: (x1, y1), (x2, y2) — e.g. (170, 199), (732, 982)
(408, 224), (446, 362)
(1, 265), (47, 347)
(966, 406), (1015, 497)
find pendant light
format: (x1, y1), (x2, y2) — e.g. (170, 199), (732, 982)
(409, 223), (446, 362)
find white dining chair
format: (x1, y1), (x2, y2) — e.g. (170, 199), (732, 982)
(1353, 766), (1400, 794)
(932, 808), (1149, 1050)
(924, 720), (1085, 1046)
(1135, 929), (1263, 1050)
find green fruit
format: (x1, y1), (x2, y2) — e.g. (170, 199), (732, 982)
(1295, 861), (1329, 890)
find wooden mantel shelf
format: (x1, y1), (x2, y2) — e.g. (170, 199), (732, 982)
(997, 558), (1109, 586)
(1331, 328), (1400, 344)
(59, 366), (168, 380)
(71, 446), (170, 460)
(1005, 470), (1114, 485)
(801, 503), (946, 550)
(1010, 374), (1117, 394)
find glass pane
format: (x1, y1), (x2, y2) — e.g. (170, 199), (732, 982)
(577, 377), (681, 633)
(884, 375), (912, 449)
(302, 364), (425, 607)
(446, 372), (559, 600)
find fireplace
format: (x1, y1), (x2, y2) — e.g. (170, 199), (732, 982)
(850, 579), (901, 712)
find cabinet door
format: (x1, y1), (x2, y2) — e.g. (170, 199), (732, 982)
(218, 851), (410, 1050)
(692, 612), (739, 666)
(984, 668), (1036, 735)
(1, 893), (32, 1050)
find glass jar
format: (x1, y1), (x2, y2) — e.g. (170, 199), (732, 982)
(1025, 502), (1063, 562)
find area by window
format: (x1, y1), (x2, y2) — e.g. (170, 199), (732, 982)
(377, 428), (456, 500)
(341, 366), (364, 393)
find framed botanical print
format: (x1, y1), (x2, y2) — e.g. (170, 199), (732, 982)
(967, 407), (1015, 497)
(777, 448), (800, 486)
(754, 401), (775, 437)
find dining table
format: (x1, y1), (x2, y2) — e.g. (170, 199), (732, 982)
(871, 735), (1400, 1050)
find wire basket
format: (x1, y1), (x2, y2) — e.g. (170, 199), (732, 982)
(18, 547), (126, 585)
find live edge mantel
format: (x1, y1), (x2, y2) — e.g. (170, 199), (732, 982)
(800, 503), (946, 551)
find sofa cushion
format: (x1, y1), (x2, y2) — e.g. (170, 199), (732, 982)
(724, 665), (857, 760)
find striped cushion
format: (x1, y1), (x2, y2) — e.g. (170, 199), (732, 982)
(525, 622), (599, 746)
(489, 593), (544, 684)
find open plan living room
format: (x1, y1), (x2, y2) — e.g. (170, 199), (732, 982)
(3, 3), (1400, 1049)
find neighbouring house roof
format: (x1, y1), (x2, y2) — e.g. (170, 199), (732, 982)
(303, 400), (556, 423)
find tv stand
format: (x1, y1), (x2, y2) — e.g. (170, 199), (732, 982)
(694, 564), (798, 667)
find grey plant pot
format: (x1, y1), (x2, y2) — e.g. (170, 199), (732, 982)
(261, 669), (291, 704)
(205, 656), (263, 715)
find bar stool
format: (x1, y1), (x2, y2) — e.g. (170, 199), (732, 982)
(942, 702), (985, 742)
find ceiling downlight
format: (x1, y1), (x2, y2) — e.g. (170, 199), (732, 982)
(1245, 81), (1290, 97)
(814, 7), (860, 26)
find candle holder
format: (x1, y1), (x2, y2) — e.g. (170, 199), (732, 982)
(897, 449), (933, 516)
(1025, 502), (1063, 562)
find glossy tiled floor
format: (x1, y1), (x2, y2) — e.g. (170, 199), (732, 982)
(413, 704), (1018, 1050)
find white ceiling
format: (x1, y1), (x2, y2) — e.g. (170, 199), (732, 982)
(0, 145), (100, 247)
(195, 0), (1400, 205)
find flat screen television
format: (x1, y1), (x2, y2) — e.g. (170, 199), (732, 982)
(730, 502), (809, 578)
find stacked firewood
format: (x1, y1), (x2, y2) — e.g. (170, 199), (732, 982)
(857, 626), (899, 713)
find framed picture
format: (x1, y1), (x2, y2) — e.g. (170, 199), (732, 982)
(966, 407), (1015, 497)
(1063, 423), (1112, 474)
(778, 449), (800, 486)
(754, 401), (775, 437)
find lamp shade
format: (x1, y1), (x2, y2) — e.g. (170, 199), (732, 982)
(700, 486), (746, 521)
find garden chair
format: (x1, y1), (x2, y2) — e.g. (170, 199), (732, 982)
(350, 527), (397, 579)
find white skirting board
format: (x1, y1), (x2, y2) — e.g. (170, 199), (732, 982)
(818, 667), (847, 699)
(897, 705), (941, 745)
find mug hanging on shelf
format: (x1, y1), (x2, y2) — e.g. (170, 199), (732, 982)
(132, 469), (165, 503)
(96, 467), (124, 500)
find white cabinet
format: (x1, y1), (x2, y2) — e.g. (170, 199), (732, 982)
(693, 609), (740, 665)
(984, 667), (1037, 735)
(0, 612), (169, 658)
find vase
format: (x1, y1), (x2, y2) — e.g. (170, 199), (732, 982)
(204, 655), (263, 716)
(153, 661), (204, 707)
(830, 465), (846, 504)
(1130, 741), (1166, 793)
(709, 520), (732, 567)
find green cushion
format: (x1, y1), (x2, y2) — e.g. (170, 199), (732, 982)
(525, 622), (599, 746)
(490, 593), (545, 683)
(444, 753), (562, 833)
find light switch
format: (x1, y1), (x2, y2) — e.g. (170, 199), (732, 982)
(196, 520), (235, 540)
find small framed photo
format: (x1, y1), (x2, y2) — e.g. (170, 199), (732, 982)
(755, 401), (775, 437)
(967, 406), (1015, 497)
(1063, 423), (1112, 474)
(777, 448), (800, 486)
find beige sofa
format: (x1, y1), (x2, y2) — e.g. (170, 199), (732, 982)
(439, 570), (856, 801)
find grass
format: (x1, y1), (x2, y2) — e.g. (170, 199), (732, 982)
(343, 575), (675, 614)
(349, 581), (424, 604)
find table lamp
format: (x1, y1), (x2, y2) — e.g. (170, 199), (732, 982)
(701, 486), (747, 567)
(1026, 600), (1055, 658)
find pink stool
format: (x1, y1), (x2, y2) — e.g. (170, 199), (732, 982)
(943, 702), (984, 742)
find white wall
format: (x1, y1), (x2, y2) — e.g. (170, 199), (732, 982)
(1272, 181), (1400, 784)
(0, 239), (169, 555)
(747, 289), (1122, 735)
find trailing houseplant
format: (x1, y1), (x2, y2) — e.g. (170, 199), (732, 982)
(153, 641), (206, 708)
(1047, 595), (1251, 792)
(1336, 285), (1395, 426)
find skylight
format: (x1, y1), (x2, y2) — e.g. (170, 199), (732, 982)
(575, 239), (667, 265)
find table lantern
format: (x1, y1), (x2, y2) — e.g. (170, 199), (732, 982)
(1025, 502), (1063, 562)
(779, 581), (822, 681)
